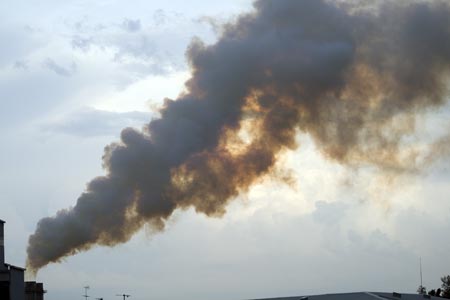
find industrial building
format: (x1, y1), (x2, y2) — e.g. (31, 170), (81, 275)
(25, 281), (45, 300)
(0, 219), (45, 300)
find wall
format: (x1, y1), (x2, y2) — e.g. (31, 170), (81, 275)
(9, 267), (25, 300)
(0, 221), (5, 269)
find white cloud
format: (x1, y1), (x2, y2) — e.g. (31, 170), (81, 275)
(121, 19), (141, 33)
(43, 58), (77, 77)
(42, 107), (152, 137)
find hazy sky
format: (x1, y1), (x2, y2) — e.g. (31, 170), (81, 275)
(1, 1), (450, 300)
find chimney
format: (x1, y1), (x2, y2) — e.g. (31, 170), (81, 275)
(0, 219), (5, 268)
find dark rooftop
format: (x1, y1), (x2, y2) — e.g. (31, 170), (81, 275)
(252, 292), (442, 300)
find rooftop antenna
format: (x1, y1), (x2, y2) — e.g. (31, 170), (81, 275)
(420, 257), (423, 290)
(83, 286), (90, 300)
(116, 294), (131, 300)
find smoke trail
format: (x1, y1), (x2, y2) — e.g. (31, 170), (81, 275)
(27, 0), (450, 272)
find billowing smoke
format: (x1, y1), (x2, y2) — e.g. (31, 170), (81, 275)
(27, 0), (450, 272)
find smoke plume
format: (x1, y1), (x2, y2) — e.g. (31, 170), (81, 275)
(27, 0), (450, 272)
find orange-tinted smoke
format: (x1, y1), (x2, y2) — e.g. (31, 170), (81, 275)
(27, 0), (450, 273)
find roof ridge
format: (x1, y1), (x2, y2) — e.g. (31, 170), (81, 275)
(365, 292), (391, 300)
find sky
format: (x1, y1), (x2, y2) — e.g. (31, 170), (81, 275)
(1, 1), (450, 300)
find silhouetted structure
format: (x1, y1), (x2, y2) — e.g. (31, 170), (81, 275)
(0, 219), (26, 300)
(252, 292), (443, 300)
(25, 281), (45, 300)
(0, 219), (45, 300)
(116, 293), (131, 300)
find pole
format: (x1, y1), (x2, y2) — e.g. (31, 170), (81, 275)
(420, 257), (423, 289)
(116, 294), (131, 300)
(83, 286), (90, 300)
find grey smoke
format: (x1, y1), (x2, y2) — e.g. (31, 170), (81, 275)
(27, 0), (450, 272)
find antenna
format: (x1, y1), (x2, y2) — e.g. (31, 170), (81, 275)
(83, 286), (90, 300)
(116, 294), (131, 300)
(420, 257), (423, 289)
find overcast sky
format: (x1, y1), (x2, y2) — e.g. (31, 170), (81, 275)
(1, 1), (450, 300)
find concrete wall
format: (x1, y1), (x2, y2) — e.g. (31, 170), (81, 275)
(10, 267), (25, 300)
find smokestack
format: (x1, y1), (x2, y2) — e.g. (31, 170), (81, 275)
(27, 0), (450, 273)
(0, 219), (5, 269)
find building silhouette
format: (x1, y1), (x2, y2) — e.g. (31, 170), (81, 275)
(0, 219), (45, 300)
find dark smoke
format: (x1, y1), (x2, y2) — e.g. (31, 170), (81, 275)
(27, 0), (450, 272)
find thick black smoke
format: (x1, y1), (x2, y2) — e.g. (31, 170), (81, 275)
(27, 0), (450, 272)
